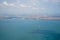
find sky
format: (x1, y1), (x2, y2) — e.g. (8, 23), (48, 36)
(0, 0), (60, 16)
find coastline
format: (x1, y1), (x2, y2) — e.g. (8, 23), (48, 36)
(39, 17), (60, 20)
(0, 16), (60, 20)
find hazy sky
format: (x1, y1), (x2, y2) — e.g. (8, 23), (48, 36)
(0, 0), (60, 16)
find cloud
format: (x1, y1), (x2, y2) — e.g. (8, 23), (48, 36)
(0, 1), (39, 9)
(3, 1), (8, 6)
(1, 0), (59, 9)
(0, 0), (41, 11)
(19, 4), (28, 8)
(2, 1), (16, 7)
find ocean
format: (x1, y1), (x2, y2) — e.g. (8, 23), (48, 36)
(0, 19), (60, 40)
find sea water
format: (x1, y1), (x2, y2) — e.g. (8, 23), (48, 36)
(0, 19), (60, 40)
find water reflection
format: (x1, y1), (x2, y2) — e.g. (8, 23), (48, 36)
(31, 30), (60, 40)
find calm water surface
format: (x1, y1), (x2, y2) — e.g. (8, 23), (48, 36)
(0, 19), (60, 40)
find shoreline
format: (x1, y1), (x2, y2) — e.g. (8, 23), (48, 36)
(0, 16), (60, 20)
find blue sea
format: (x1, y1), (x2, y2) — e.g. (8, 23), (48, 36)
(0, 19), (60, 40)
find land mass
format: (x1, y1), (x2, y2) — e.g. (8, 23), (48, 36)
(0, 16), (60, 20)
